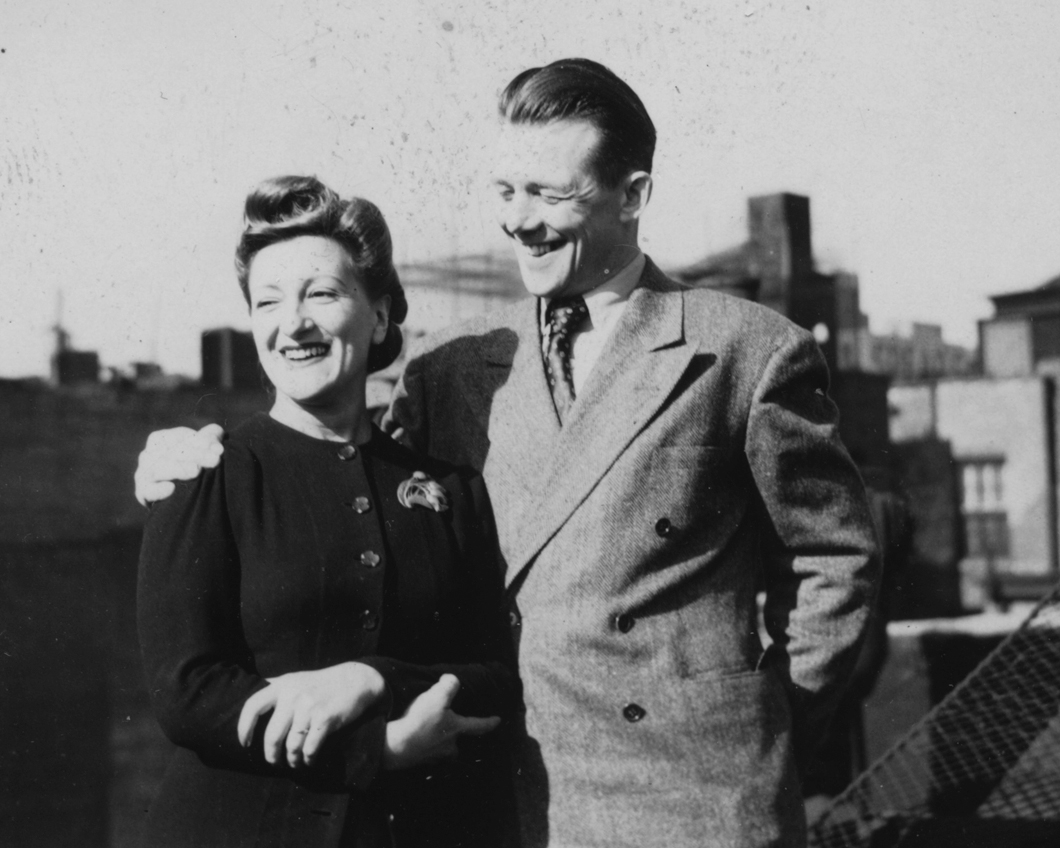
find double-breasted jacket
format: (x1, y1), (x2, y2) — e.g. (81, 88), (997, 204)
(384, 260), (880, 848)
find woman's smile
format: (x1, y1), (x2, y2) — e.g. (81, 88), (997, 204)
(278, 342), (331, 363)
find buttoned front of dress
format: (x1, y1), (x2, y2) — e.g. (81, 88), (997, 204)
(221, 416), (472, 674)
(230, 422), (390, 670)
(138, 413), (518, 848)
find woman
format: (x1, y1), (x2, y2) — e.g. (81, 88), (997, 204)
(138, 176), (519, 847)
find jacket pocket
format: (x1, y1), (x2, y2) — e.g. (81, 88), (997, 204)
(678, 667), (795, 775)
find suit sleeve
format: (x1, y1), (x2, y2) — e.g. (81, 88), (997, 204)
(745, 329), (881, 765)
(357, 472), (521, 725)
(137, 457), (388, 791)
(381, 347), (428, 454)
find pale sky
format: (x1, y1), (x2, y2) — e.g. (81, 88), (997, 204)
(2, 0), (1058, 378)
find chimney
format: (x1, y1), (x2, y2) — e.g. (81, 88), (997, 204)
(747, 193), (814, 315)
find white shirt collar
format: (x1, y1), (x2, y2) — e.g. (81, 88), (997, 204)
(540, 251), (645, 334)
(582, 252), (645, 330)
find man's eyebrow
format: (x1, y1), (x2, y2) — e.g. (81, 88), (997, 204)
(523, 178), (575, 194)
(489, 177), (575, 194)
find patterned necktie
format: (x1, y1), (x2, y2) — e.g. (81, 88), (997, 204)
(544, 296), (589, 423)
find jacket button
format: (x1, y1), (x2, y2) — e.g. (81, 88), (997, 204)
(622, 703), (646, 723)
(655, 517), (672, 537)
(352, 496), (371, 514)
(615, 613), (635, 633)
(362, 611), (379, 631)
(336, 444), (357, 461)
(360, 550), (381, 568)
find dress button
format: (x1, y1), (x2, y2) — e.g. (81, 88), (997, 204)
(655, 517), (672, 537)
(352, 496), (371, 514)
(360, 550), (381, 568)
(362, 611), (379, 631)
(509, 609), (522, 628)
(622, 703), (646, 723)
(615, 613), (635, 633)
(336, 444), (357, 461)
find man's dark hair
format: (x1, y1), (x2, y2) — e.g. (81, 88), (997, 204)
(498, 58), (656, 188)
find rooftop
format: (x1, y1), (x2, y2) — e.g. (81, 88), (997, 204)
(398, 252), (526, 298)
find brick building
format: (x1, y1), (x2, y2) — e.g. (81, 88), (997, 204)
(398, 252), (527, 340)
(672, 193), (893, 476)
(201, 327), (259, 391)
(980, 273), (1060, 379)
(889, 273), (1060, 605)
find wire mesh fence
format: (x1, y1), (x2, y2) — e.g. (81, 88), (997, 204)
(808, 583), (1060, 848)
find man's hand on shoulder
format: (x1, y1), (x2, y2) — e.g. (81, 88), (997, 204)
(134, 423), (225, 506)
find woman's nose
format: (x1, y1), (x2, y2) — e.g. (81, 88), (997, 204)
(280, 302), (313, 336)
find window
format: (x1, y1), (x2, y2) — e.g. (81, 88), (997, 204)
(958, 457), (1010, 558)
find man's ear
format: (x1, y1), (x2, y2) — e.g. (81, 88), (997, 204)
(619, 171), (652, 223)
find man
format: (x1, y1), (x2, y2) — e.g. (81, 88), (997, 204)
(138, 59), (879, 848)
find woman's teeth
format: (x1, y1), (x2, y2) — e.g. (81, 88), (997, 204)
(282, 344), (328, 361)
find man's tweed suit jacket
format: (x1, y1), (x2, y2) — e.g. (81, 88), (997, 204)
(384, 259), (880, 848)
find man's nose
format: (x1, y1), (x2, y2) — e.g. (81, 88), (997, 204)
(500, 194), (539, 236)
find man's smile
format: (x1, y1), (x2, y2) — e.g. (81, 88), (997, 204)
(518, 239), (567, 258)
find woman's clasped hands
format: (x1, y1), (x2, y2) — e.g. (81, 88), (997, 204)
(237, 666), (502, 771)
(238, 661), (387, 768)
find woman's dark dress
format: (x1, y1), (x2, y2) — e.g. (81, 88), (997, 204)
(138, 414), (519, 847)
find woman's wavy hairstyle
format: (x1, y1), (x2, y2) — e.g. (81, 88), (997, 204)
(235, 175), (408, 373)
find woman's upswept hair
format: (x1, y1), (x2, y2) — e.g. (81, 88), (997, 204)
(235, 175), (408, 373)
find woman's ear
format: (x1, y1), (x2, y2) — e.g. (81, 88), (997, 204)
(619, 171), (653, 223)
(372, 295), (392, 345)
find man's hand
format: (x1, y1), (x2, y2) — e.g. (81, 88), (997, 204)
(134, 423), (225, 505)
(383, 674), (501, 771)
(237, 662), (387, 768)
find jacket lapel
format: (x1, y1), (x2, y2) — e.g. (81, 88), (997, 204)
(503, 261), (697, 586)
(472, 299), (561, 560)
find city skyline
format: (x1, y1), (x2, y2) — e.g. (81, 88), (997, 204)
(3, 0), (1059, 378)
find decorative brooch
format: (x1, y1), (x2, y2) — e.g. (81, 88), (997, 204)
(397, 471), (450, 513)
